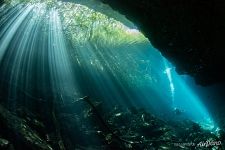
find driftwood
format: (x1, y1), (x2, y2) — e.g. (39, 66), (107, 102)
(0, 104), (52, 150)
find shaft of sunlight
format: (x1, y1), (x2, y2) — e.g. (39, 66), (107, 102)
(0, 5), (33, 61)
(0, 1), (217, 133)
(48, 8), (77, 101)
(163, 58), (216, 130)
(163, 58), (175, 107)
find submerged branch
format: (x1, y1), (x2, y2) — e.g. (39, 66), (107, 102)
(78, 96), (142, 145)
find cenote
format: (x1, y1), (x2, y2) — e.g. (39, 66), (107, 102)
(0, 0), (224, 150)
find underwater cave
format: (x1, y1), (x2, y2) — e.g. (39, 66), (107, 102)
(0, 0), (225, 149)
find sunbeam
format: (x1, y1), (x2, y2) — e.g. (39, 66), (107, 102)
(0, 1), (222, 149)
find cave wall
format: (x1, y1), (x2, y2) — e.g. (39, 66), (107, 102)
(100, 0), (225, 85)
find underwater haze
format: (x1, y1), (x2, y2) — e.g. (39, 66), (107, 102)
(0, 0), (224, 150)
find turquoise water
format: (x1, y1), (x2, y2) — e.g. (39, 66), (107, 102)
(0, 2), (216, 131)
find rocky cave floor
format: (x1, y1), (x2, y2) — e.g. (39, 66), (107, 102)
(0, 97), (225, 150)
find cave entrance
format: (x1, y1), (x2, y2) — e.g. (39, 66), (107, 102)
(0, 0), (218, 149)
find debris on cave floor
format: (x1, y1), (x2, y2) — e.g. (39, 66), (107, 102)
(0, 137), (14, 150)
(0, 104), (52, 150)
(0, 100), (224, 150)
(57, 98), (223, 150)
